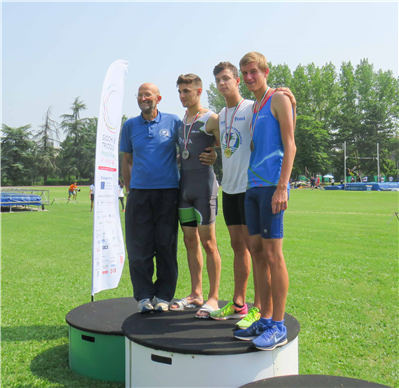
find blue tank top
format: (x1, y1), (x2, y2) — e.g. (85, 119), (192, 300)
(247, 95), (285, 188)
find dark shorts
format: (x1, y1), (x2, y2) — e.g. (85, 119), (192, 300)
(90, 194), (94, 201)
(222, 191), (247, 226)
(179, 169), (218, 226)
(245, 186), (289, 239)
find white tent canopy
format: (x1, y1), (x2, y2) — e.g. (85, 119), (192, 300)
(323, 174), (334, 178)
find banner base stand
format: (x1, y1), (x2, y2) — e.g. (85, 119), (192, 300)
(66, 297), (137, 382)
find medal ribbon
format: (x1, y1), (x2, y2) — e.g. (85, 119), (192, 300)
(224, 98), (244, 150)
(183, 109), (202, 150)
(249, 87), (271, 143)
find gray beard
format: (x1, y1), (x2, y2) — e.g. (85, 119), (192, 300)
(139, 101), (156, 115)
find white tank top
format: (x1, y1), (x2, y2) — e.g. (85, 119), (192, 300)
(219, 99), (253, 194)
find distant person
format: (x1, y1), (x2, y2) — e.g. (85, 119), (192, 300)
(340, 179), (343, 185)
(316, 176), (321, 188)
(362, 176), (368, 182)
(310, 176), (315, 189)
(89, 180), (95, 211)
(380, 176), (384, 183)
(389, 176), (393, 182)
(118, 180), (125, 212)
(68, 182), (77, 201)
(331, 178), (335, 186)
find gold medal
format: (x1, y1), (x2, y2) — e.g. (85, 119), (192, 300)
(250, 140), (254, 152)
(224, 148), (232, 158)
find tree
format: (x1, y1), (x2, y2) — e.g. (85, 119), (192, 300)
(33, 106), (60, 182)
(293, 116), (331, 177)
(331, 60), (399, 177)
(267, 63), (293, 89)
(206, 83), (226, 114)
(1, 124), (35, 185)
(59, 97), (90, 180)
(291, 64), (312, 117)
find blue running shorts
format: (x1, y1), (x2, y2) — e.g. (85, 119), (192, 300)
(245, 186), (289, 239)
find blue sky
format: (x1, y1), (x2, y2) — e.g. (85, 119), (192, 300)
(2, 1), (398, 141)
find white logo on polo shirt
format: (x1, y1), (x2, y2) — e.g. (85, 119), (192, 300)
(159, 129), (170, 137)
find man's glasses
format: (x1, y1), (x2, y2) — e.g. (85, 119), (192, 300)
(136, 93), (157, 100)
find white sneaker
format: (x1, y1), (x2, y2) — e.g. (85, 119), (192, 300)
(138, 298), (153, 313)
(153, 297), (169, 312)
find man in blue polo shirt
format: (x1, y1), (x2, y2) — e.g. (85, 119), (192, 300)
(121, 82), (216, 314)
(120, 82), (181, 314)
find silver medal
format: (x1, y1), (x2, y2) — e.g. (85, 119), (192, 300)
(182, 149), (190, 159)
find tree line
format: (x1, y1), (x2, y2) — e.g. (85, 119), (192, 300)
(208, 59), (398, 182)
(1, 59), (398, 186)
(1, 98), (129, 186)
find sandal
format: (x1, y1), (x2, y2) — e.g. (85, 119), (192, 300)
(170, 298), (201, 311)
(195, 303), (215, 319)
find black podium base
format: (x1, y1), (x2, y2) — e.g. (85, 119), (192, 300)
(239, 374), (392, 388)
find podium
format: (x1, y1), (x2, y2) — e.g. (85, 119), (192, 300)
(66, 297), (137, 382)
(122, 303), (300, 388)
(66, 298), (300, 387)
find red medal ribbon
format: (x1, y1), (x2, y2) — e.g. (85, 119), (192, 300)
(249, 87), (274, 142)
(183, 110), (202, 150)
(225, 98), (244, 151)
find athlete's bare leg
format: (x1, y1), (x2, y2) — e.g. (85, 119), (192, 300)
(249, 234), (273, 319)
(171, 225), (204, 307)
(196, 223), (221, 316)
(227, 225), (251, 306)
(262, 238), (288, 321)
(242, 225), (262, 309)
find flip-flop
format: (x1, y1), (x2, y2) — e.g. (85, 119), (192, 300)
(195, 303), (216, 319)
(170, 298), (200, 311)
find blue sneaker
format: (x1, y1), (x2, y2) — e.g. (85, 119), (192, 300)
(234, 318), (270, 341)
(252, 324), (288, 350)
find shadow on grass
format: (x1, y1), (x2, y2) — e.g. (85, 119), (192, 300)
(1, 325), (68, 341)
(31, 344), (124, 388)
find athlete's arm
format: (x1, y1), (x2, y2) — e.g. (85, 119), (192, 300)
(199, 113), (219, 165)
(122, 153), (133, 193)
(199, 147), (217, 165)
(205, 113), (221, 147)
(275, 87), (297, 130)
(270, 92), (297, 214)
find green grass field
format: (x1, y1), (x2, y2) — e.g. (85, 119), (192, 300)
(1, 186), (398, 388)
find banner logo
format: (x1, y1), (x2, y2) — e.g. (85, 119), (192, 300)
(102, 84), (123, 133)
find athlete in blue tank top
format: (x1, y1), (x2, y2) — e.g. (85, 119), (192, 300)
(247, 95), (287, 188)
(234, 52), (297, 351)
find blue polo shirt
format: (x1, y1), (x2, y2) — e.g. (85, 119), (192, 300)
(120, 111), (181, 189)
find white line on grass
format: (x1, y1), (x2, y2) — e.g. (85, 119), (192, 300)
(286, 211), (392, 216)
